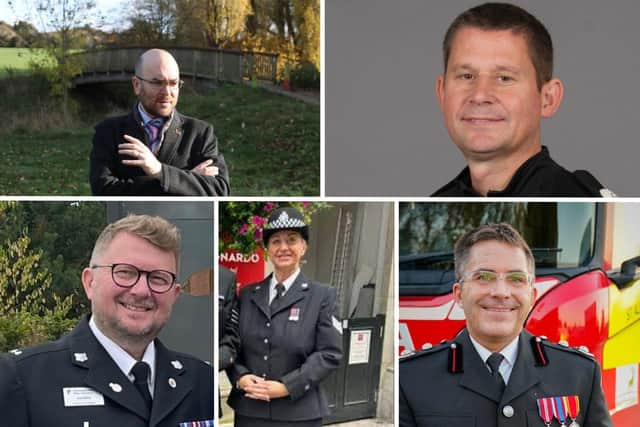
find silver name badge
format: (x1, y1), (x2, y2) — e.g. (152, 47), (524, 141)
(63, 387), (105, 407)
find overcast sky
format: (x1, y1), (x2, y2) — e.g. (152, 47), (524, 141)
(0, 0), (128, 31)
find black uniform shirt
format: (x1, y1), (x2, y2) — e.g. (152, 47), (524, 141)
(432, 146), (610, 197)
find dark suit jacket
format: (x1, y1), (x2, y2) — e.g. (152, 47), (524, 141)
(400, 329), (613, 427)
(3, 316), (214, 427)
(90, 105), (230, 196)
(228, 272), (343, 422)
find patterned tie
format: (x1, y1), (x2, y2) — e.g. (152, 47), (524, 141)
(487, 352), (506, 393)
(271, 283), (285, 307)
(143, 118), (164, 154)
(131, 361), (152, 412)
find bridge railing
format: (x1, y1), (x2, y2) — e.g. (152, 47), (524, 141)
(71, 47), (278, 84)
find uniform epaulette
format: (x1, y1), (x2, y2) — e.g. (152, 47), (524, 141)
(572, 170), (615, 197)
(539, 337), (596, 362)
(400, 341), (450, 362)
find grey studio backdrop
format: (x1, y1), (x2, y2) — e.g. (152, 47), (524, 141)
(325, 0), (640, 196)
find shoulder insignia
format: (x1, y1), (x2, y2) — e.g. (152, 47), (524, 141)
(400, 341), (449, 363)
(541, 338), (596, 362)
(530, 336), (549, 366)
(448, 341), (463, 373)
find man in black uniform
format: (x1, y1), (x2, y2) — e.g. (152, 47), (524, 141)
(399, 223), (613, 426)
(431, 3), (612, 197)
(2, 215), (214, 427)
(90, 48), (230, 196)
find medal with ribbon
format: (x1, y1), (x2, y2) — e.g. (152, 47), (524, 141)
(565, 395), (580, 427)
(552, 396), (569, 426)
(537, 397), (553, 427)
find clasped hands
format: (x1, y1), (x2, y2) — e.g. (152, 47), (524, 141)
(237, 374), (290, 401)
(119, 134), (219, 176)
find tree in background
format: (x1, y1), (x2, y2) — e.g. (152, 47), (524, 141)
(0, 201), (106, 351)
(122, 0), (319, 80)
(9, 0), (103, 122)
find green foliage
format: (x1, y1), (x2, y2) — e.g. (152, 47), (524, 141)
(0, 219), (79, 351)
(219, 201), (329, 256)
(290, 62), (319, 90)
(0, 202), (106, 318)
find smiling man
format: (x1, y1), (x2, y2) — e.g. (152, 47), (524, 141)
(400, 223), (613, 426)
(90, 49), (230, 196)
(2, 215), (214, 427)
(432, 3), (612, 197)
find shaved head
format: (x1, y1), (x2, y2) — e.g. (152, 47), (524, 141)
(133, 49), (181, 118)
(135, 49), (180, 77)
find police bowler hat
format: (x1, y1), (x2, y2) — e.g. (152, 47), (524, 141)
(262, 207), (309, 246)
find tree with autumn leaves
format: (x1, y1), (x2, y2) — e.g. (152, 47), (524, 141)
(126, 0), (320, 73)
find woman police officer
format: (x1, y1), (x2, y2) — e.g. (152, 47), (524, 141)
(227, 207), (343, 426)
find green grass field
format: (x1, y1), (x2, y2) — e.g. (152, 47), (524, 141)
(0, 48), (39, 76)
(0, 72), (320, 195)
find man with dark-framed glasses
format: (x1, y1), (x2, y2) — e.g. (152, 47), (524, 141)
(400, 223), (612, 426)
(1, 214), (214, 426)
(90, 48), (230, 196)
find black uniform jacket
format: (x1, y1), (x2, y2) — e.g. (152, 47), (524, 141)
(399, 329), (613, 427)
(3, 316), (214, 427)
(90, 105), (230, 196)
(219, 265), (239, 372)
(227, 272), (343, 422)
(432, 146), (607, 197)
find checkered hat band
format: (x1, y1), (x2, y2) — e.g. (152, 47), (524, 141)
(265, 217), (306, 229)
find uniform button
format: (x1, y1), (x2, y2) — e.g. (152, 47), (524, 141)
(502, 405), (514, 418)
(264, 338), (269, 344)
(266, 322), (271, 328)
(263, 355), (268, 360)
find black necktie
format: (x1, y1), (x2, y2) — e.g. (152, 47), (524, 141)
(271, 283), (285, 307)
(487, 352), (506, 393)
(131, 361), (152, 411)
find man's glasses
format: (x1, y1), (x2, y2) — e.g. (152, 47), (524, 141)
(91, 263), (177, 293)
(459, 270), (533, 287)
(135, 75), (184, 91)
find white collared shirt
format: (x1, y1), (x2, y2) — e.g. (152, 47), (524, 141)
(89, 316), (156, 396)
(269, 268), (300, 304)
(469, 334), (519, 385)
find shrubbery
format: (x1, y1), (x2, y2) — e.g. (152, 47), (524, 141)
(290, 62), (320, 90)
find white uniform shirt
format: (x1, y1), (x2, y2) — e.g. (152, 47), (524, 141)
(89, 315), (156, 396)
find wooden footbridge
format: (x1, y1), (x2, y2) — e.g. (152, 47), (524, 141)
(70, 47), (278, 87)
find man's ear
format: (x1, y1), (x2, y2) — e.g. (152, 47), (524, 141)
(540, 77), (564, 118)
(81, 267), (95, 300)
(436, 74), (446, 112)
(132, 76), (141, 97)
(452, 282), (463, 307)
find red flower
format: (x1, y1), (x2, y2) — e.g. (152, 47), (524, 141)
(252, 215), (266, 226)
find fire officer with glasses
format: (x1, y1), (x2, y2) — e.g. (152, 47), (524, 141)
(227, 206), (343, 427)
(399, 223), (613, 427)
(1, 214), (214, 427)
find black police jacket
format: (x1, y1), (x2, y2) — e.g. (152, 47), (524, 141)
(432, 146), (609, 197)
(227, 272), (343, 422)
(1, 315), (214, 427)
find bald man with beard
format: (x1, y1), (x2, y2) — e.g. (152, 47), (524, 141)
(90, 49), (230, 196)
